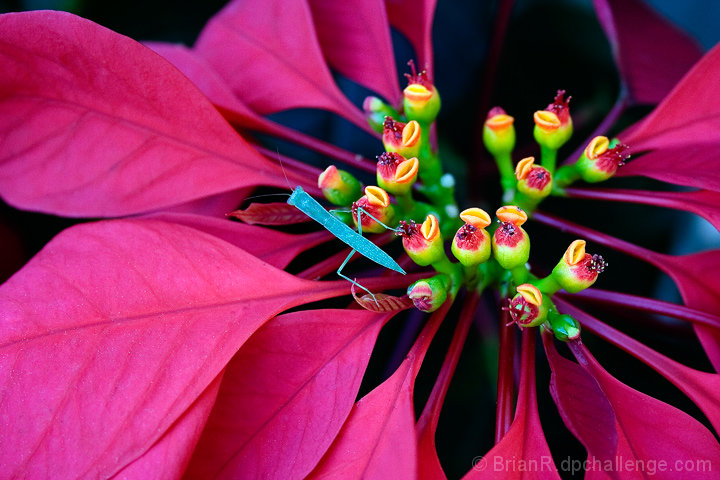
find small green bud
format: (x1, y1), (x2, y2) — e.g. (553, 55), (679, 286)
(546, 312), (581, 341)
(364, 96), (399, 133)
(483, 107), (516, 157)
(318, 165), (363, 206)
(407, 274), (449, 312)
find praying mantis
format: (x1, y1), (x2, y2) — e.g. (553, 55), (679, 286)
(287, 185), (406, 300)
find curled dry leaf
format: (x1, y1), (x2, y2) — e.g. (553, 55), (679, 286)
(351, 283), (414, 312)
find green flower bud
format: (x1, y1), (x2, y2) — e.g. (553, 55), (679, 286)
(352, 186), (394, 233)
(533, 90), (572, 151)
(398, 214), (444, 266)
(546, 312), (581, 341)
(515, 157), (552, 199)
(576, 136), (630, 183)
(318, 165), (363, 206)
(407, 274), (449, 312)
(551, 240), (607, 293)
(451, 208), (492, 267)
(402, 61), (441, 123)
(382, 117), (421, 159)
(483, 107), (516, 157)
(364, 96), (399, 133)
(376, 152), (419, 196)
(508, 284), (548, 328)
(492, 206), (530, 269)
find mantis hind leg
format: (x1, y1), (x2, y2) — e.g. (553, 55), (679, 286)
(333, 206), (399, 307)
(336, 248), (379, 307)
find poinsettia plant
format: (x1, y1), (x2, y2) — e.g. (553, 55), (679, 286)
(1, 0), (720, 478)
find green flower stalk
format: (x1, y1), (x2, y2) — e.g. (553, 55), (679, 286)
(483, 107), (516, 195)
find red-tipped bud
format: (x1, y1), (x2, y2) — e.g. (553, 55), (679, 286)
(382, 117), (421, 159)
(451, 208), (492, 266)
(403, 61), (441, 122)
(376, 152), (419, 196)
(551, 239), (606, 293)
(515, 157), (552, 198)
(407, 274), (449, 312)
(318, 165), (363, 206)
(483, 107), (516, 157)
(576, 136), (630, 183)
(397, 214), (444, 266)
(363, 96), (399, 132)
(492, 206), (530, 269)
(352, 186), (394, 233)
(508, 284), (549, 327)
(533, 90), (573, 150)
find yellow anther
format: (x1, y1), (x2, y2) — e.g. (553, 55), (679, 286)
(516, 284), (542, 306)
(403, 84), (433, 103)
(486, 113), (514, 131)
(421, 214), (440, 241)
(584, 136), (610, 159)
(402, 120), (421, 147)
(459, 208), (491, 229)
(496, 205), (528, 225)
(364, 186), (390, 208)
(533, 110), (561, 131)
(515, 157), (535, 180)
(395, 157), (419, 182)
(564, 240), (587, 266)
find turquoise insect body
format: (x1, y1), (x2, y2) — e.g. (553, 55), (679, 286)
(287, 186), (406, 275)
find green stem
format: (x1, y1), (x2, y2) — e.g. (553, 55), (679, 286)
(494, 151), (516, 199)
(395, 193), (416, 217)
(553, 163), (580, 192)
(511, 190), (541, 214)
(432, 256), (463, 298)
(533, 275), (561, 296)
(510, 264), (529, 286)
(540, 144), (558, 174)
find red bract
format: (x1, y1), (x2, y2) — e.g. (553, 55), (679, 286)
(2, 1), (720, 479)
(0, 11), (297, 218)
